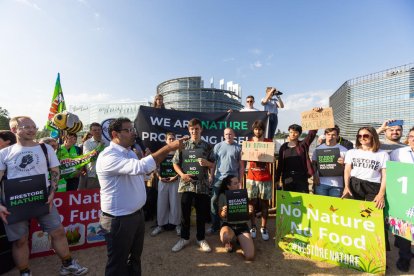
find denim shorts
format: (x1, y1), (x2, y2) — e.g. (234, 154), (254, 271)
(4, 204), (62, 242)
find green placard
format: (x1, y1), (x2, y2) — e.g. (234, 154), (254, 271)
(276, 191), (386, 274)
(385, 161), (414, 241)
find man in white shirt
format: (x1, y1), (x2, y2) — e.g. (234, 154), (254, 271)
(240, 95), (259, 112)
(0, 116), (88, 276)
(96, 117), (186, 276)
(83, 122), (108, 189)
(377, 119), (406, 153)
(389, 126), (414, 273)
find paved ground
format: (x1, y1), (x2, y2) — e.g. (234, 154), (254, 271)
(2, 217), (412, 276)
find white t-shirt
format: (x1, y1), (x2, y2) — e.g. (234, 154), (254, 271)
(312, 144), (348, 187)
(344, 149), (389, 183)
(239, 107), (259, 112)
(0, 144), (60, 187)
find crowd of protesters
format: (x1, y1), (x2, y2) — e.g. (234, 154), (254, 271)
(0, 87), (413, 275)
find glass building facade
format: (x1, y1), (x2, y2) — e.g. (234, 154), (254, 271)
(330, 63), (414, 140)
(69, 101), (150, 130)
(157, 76), (243, 112)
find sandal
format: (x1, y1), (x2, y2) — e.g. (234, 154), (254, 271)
(225, 242), (233, 253)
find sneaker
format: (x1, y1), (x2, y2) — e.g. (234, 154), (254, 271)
(197, 239), (212, 252)
(260, 227), (269, 241)
(396, 258), (410, 272)
(59, 259), (88, 276)
(250, 226), (257, 239)
(150, 226), (163, 236)
(20, 271), (32, 276)
(176, 225), (181, 236)
(172, 238), (190, 252)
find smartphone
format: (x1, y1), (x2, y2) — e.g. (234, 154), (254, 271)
(388, 120), (404, 127)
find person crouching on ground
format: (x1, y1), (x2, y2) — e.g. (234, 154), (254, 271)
(218, 175), (254, 260)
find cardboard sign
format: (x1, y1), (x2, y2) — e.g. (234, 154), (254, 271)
(181, 149), (205, 181)
(315, 148), (342, 177)
(241, 141), (275, 162)
(2, 174), (49, 224)
(301, 107), (335, 131)
(160, 154), (176, 178)
(385, 161), (414, 241)
(225, 189), (249, 222)
(29, 189), (105, 258)
(276, 191), (386, 274)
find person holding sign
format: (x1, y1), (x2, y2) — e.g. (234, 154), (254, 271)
(312, 126), (348, 197)
(151, 132), (181, 237)
(218, 175), (254, 260)
(275, 107), (322, 194)
(171, 118), (215, 253)
(56, 133), (82, 191)
(96, 118), (187, 276)
(208, 128), (244, 235)
(389, 126), (414, 272)
(342, 126), (389, 209)
(0, 116), (88, 276)
(245, 120), (273, 241)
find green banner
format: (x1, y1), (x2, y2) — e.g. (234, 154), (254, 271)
(276, 191), (386, 274)
(385, 161), (414, 241)
(59, 144), (105, 179)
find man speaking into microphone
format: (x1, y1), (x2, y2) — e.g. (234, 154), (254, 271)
(261, 87), (284, 138)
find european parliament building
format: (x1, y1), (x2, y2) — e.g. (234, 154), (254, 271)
(330, 63), (414, 140)
(156, 76), (243, 112)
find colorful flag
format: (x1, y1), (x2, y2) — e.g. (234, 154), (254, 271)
(46, 73), (66, 131)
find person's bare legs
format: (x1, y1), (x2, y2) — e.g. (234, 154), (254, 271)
(261, 199), (269, 229)
(12, 235), (30, 270)
(49, 225), (70, 258)
(220, 226), (235, 244)
(237, 232), (255, 261)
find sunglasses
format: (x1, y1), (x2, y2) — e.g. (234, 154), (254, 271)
(357, 134), (371, 139)
(246, 100), (253, 103)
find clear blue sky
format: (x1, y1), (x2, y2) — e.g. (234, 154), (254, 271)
(0, 0), (413, 131)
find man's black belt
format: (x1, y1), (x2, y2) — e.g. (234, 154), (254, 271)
(101, 208), (143, 218)
(287, 171), (306, 176)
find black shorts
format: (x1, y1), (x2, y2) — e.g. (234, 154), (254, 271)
(221, 222), (250, 237)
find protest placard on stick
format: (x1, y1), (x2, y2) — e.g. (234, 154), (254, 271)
(301, 107), (335, 131)
(241, 141), (274, 162)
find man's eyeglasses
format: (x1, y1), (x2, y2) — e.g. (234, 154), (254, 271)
(246, 100), (253, 103)
(18, 126), (38, 131)
(120, 127), (136, 133)
(357, 134), (371, 139)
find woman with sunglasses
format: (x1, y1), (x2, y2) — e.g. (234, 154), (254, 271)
(342, 127), (389, 209)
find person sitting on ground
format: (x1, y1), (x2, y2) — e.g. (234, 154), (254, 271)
(218, 175), (254, 260)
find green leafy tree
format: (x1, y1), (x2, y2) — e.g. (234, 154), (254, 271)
(0, 107), (10, 130)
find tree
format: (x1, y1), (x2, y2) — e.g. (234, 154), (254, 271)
(0, 106), (10, 130)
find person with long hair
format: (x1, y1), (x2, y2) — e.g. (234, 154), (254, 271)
(218, 175), (254, 260)
(153, 94), (165, 109)
(342, 126), (389, 209)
